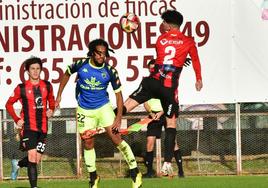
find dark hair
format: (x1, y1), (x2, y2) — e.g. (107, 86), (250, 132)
(87, 38), (114, 57)
(161, 10), (183, 27)
(147, 59), (155, 66)
(24, 56), (42, 71)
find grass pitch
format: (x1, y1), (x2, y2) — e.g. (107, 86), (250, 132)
(0, 175), (267, 188)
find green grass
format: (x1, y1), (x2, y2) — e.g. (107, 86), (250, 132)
(0, 176), (267, 188)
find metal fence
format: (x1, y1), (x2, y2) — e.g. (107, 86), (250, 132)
(0, 103), (268, 180)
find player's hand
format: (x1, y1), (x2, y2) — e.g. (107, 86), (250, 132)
(154, 112), (164, 120)
(111, 117), (121, 134)
(16, 119), (24, 130)
(149, 112), (156, 119)
(184, 58), (192, 67)
(46, 109), (54, 118)
(55, 96), (61, 108)
(195, 80), (203, 91)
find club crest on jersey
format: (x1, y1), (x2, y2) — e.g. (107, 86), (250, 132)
(35, 96), (44, 109)
(101, 72), (107, 79)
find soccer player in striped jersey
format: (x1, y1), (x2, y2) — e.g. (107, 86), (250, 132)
(114, 10), (203, 177)
(6, 57), (55, 188)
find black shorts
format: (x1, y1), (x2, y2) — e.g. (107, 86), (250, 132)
(129, 77), (179, 118)
(146, 115), (166, 138)
(20, 130), (47, 154)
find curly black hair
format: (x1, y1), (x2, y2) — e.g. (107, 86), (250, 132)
(87, 38), (114, 57)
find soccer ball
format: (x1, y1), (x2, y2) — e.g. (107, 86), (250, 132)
(120, 12), (140, 33)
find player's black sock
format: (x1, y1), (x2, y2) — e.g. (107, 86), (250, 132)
(174, 149), (184, 176)
(18, 156), (28, 168)
(27, 162), (37, 188)
(145, 151), (154, 174)
(113, 105), (127, 115)
(89, 170), (97, 182)
(130, 167), (139, 182)
(164, 128), (176, 162)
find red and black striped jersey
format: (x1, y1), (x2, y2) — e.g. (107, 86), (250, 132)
(5, 80), (55, 133)
(151, 29), (202, 88)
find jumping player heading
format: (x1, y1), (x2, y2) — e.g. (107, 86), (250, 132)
(114, 9), (203, 177)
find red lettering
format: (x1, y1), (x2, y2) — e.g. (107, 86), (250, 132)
(127, 27), (142, 49)
(22, 25), (34, 52)
(84, 24), (97, 46)
(127, 56), (139, 81)
(51, 25), (66, 51)
(13, 26), (18, 52)
(108, 23), (123, 49)
(36, 25), (49, 51)
(0, 27), (10, 52)
(145, 22), (157, 48)
(68, 24), (83, 50)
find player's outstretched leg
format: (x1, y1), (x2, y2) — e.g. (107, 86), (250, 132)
(117, 140), (142, 188)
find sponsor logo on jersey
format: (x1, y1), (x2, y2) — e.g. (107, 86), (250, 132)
(167, 104), (173, 115)
(81, 77), (104, 90)
(160, 38), (183, 45)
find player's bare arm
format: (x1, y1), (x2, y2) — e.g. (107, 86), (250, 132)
(111, 91), (123, 133)
(55, 71), (71, 108)
(16, 119), (24, 129)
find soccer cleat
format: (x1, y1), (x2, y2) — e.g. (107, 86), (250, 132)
(90, 176), (100, 188)
(160, 162), (168, 176)
(11, 159), (19, 180)
(161, 162), (173, 178)
(132, 172), (142, 188)
(166, 162), (174, 178)
(179, 173), (185, 178)
(178, 170), (185, 178)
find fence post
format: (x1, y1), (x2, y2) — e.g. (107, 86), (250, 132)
(235, 103), (242, 175)
(156, 138), (161, 176)
(76, 125), (82, 177)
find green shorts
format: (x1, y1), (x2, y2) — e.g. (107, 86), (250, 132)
(76, 103), (115, 134)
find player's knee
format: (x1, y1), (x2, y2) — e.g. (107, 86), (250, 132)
(110, 134), (122, 145)
(83, 139), (94, 150)
(114, 105), (127, 115)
